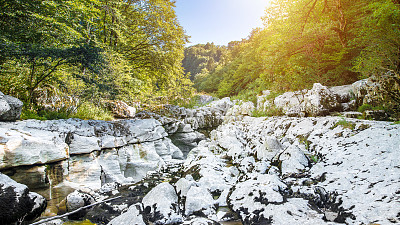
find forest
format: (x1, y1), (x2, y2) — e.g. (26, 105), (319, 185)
(0, 0), (193, 119)
(184, 0), (400, 117)
(1, 0), (399, 120)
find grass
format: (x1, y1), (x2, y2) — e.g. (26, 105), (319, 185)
(21, 101), (114, 121)
(72, 102), (114, 121)
(252, 106), (284, 117)
(21, 109), (69, 120)
(310, 155), (318, 163)
(331, 117), (356, 130)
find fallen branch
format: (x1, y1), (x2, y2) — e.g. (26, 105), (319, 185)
(30, 196), (123, 225)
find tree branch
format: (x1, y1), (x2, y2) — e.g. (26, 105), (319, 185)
(30, 196), (122, 225)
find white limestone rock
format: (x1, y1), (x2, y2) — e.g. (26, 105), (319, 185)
(142, 182), (182, 224)
(279, 144), (309, 175)
(0, 125), (69, 169)
(229, 174), (287, 224)
(256, 136), (285, 161)
(68, 134), (101, 155)
(303, 83), (341, 116)
(107, 204), (145, 225)
(257, 90), (272, 111)
(175, 176), (197, 198)
(185, 186), (215, 217)
(274, 90), (307, 117)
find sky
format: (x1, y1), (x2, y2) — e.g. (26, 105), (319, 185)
(175, 0), (271, 46)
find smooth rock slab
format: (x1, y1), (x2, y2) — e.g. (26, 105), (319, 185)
(0, 127), (69, 169)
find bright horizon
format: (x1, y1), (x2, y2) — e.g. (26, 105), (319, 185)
(175, 0), (271, 46)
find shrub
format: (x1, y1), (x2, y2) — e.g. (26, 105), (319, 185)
(357, 104), (373, 113)
(72, 102), (114, 121)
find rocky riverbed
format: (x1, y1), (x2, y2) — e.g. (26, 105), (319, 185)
(1, 81), (399, 225)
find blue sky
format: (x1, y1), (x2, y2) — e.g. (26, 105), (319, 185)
(175, 0), (271, 46)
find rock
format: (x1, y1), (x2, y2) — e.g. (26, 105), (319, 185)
(274, 90), (307, 117)
(256, 136), (284, 161)
(108, 204), (146, 225)
(279, 144), (309, 176)
(228, 174), (287, 224)
(175, 176), (197, 198)
(0, 173), (46, 224)
(352, 78), (381, 106)
(364, 110), (388, 121)
(185, 186), (215, 217)
(225, 101), (255, 122)
(182, 216), (221, 225)
(257, 90), (272, 111)
(66, 190), (95, 219)
(0, 118), (183, 191)
(105, 100), (136, 118)
(329, 84), (353, 103)
(68, 134), (101, 155)
(303, 83), (341, 116)
(0, 93), (23, 121)
(142, 182), (182, 224)
(0, 126), (69, 169)
(169, 131), (206, 157)
(343, 111), (362, 118)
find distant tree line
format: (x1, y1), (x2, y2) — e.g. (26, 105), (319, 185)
(183, 0), (400, 116)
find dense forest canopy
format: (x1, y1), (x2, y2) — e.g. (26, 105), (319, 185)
(0, 0), (193, 118)
(185, 0), (400, 107)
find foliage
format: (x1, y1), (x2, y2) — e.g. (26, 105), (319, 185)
(331, 117), (356, 130)
(0, 0), (192, 118)
(252, 106), (284, 118)
(357, 104), (373, 113)
(182, 43), (228, 81)
(184, 0), (400, 115)
(72, 101), (114, 121)
(310, 155), (319, 163)
(171, 94), (213, 109)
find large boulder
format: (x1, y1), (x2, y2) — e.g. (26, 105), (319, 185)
(185, 186), (215, 217)
(0, 173), (46, 224)
(352, 78), (381, 106)
(303, 83), (341, 116)
(224, 101), (255, 123)
(274, 89), (307, 117)
(105, 100), (136, 118)
(142, 182), (182, 224)
(0, 92), (23, 121)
